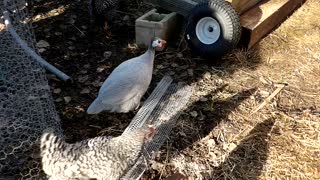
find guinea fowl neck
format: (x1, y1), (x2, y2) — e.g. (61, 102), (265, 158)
(146, 46), (156, 60)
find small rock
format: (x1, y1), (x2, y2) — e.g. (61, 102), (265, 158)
(64, 96), (72, 103)
(189, 111), (198, 117)
(80, 88), (90, 94)
(187, 69), (194, 76)
(36, 40), (50, 48)
(81, 25), (87, 30)
(103, 51), (112, 59)
(53, 88), (61, 94)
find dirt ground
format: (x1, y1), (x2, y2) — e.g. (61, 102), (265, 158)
(30, 0), (319, 179)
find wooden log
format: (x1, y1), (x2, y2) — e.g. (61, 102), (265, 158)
(240, 0), (307, 49)
(228, 0), (263, 14)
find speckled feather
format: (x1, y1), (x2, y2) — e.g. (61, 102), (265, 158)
(40, 127), (153, 180)
(89, 0), (119, 26)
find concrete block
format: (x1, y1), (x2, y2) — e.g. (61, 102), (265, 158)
(135, 9), (180, 47)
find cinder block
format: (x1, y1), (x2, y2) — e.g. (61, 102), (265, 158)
(135, 9), (180, 47)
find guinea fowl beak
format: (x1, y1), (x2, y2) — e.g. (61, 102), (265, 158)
(161, 40), (167, 47)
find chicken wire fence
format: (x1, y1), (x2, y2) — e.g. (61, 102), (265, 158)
(0, 0), (63, 179)
(0, 0), (193, 179)
(122, 79), (193, 179)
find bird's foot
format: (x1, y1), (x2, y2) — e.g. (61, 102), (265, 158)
(134, 102), (141, 111)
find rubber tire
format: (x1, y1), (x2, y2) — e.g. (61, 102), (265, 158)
(184, 0), (241, 59)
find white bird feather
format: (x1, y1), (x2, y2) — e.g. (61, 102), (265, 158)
(87, 38), (166, 113)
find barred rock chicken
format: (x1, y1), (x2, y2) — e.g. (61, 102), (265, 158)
(87, 38), (167, 114)
(88, 0), (119, 29)
(40, 126), (155, 180)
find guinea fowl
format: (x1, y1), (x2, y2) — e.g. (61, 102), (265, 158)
(88, 0), (119, 30)
(87, 38), (167, 114)
(40, 126), (155, 180)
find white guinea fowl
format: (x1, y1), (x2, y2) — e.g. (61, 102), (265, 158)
(87, 38), (167, 114)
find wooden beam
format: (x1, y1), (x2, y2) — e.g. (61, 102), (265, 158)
(239, 0), (307, 49)
(230, 0), (263, 14)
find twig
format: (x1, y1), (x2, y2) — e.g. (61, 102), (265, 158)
(69, 23), (85, 36)
(159, 141), (171, 179)
(250, 83), (286, 116)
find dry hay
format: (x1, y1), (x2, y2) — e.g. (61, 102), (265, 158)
(153, 0), (320, 179)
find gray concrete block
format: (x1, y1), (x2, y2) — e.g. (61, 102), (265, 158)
(135, 9), (180, 48)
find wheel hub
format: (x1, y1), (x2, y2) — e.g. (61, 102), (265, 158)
(195, 17), (221, 45)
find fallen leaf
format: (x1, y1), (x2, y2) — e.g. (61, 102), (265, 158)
(36, 40), (50, 48)
(77, 75), (89, 83)
(53, 88), (61, 94)
(103, 51), (112, 59)
(80, 88), (90, 94)
(64, 96), (72, 103)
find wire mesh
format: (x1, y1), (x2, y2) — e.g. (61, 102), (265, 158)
(122, 82), (194, 179)
(0, 0), (62, 179)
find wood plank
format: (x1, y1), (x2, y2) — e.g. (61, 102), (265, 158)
(240, 0), (307, 49)
(230, 0), (263, 14)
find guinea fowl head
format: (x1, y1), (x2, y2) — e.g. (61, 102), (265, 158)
(151, 37), (167, 51)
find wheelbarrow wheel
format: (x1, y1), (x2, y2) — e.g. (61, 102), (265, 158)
(184, 0), (241, 59)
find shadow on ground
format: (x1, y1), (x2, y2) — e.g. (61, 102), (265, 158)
(211, 118), (275, 179)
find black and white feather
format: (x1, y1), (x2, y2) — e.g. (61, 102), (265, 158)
(40, 127), (153, 180)
(89, 0), (119, 27)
